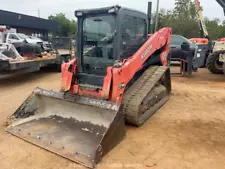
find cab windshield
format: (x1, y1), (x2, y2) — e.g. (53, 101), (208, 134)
(82, 15), (116, 60)
(17, 33), (29, 40)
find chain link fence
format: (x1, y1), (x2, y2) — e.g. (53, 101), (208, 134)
(47, 37), (76, 56)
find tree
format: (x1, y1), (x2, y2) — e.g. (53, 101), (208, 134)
(174, 0), (196, 19)
(170, 0), (199, 38)
(48, 13), (77, 37)
(152, 0), (202, 38)
(69, 19), (77, 36)
(151, 9), (168, 32)
(154, 0), (225, 40)
(205, 18), (225, 39)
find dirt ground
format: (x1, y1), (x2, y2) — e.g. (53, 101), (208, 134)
(1, 67), (225, 169)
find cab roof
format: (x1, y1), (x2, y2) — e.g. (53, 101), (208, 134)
(75, 5), (146, 17)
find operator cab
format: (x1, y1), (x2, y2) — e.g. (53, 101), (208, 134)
(75, 6), (148, 88)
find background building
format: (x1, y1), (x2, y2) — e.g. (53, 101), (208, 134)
(0, 10), (58, 38)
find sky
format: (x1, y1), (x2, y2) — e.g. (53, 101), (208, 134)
(0, 0), (224, 20)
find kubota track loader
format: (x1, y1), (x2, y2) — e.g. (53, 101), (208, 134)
(6, 4), (172, 168)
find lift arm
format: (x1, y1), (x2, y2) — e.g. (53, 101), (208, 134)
(194, 0), (209, 39)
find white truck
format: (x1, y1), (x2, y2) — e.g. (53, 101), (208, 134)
(6, 33), (43, 45)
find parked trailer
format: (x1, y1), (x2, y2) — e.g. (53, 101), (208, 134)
(0, 43), (71, 75)
(0, 55), (71, 75)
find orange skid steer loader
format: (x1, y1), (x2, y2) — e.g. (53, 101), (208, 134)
(6, 4), (172, 168)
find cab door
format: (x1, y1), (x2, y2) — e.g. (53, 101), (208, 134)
(7, 34), (21, 44)
(82, 15), (116, 76)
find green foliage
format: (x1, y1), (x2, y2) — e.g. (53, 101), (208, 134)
(48, 13), (76, 37)
(174, 0), (196, 19)
(205, 18), (225, 39)
(153, 0), (225, 40)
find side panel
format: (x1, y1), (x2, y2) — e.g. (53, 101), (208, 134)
(61, 59), (76, 91)
(192, 44), (208, 68)
(213, 41), (225, 52)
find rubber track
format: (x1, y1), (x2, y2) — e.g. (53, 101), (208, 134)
(223, 62), (225, 75)
(122, 66), (170, 126)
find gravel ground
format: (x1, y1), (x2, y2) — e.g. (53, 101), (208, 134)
(1, 67), (225, 169)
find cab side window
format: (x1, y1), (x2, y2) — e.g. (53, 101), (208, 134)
(120, 16), (147, 60)
(170, 35), (186, 46)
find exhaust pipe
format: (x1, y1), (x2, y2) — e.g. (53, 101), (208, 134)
(147, 1), (152, 34)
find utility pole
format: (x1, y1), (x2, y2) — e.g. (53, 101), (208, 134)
(154, 0), (160, 32)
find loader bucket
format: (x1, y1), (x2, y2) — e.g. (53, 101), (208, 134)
(6, 88), (125, 168)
